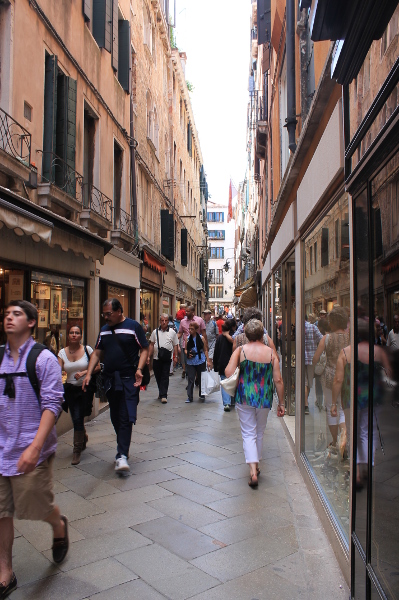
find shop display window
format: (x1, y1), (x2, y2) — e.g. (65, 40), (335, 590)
(31, 271), (86, 355)
(303, 191), (351, 541)
(140, 288), (159, 340)
(0, 268), (26, 344)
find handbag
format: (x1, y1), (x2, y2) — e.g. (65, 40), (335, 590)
(314, 351), (327, 375)
(156, 329), (172, 362)
(220, 366), (240, 396)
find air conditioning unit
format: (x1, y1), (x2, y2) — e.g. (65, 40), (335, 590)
(199, 212), (203, 222)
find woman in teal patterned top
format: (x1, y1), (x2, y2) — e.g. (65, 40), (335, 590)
(225, 320), (284, 488)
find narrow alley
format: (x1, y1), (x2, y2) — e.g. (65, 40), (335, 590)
(11, 378), (348, 600)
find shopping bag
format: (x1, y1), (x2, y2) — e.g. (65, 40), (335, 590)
(201, 370), (220, 396)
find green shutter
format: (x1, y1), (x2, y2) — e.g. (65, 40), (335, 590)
(181, 228), (188, 266)
(43, 53), (58, 183)
(112, 0), (118, 72)
(93, 0), (112, 52)
(168, 213), (174, 261)
(118, 20), (131, 92)
(161, 209), (170, 259)
(321, 227), (329, 267)
(65, 77), (77, 196)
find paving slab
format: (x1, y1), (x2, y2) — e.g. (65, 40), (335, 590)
(9, 371), (349, 600)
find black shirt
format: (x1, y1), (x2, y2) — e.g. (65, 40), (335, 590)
(95, 318), (149, 375)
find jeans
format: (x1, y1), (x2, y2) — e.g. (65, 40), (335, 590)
(220, 375), (233, 407)
(107, 387), (133, 459)
(153, 359), (172, 398)
(64, 385), (85, 432)
(186, 362), (207, 400)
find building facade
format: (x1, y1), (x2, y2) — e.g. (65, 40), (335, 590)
(207, 203), (235, 314)
(244, 0), (399, 596)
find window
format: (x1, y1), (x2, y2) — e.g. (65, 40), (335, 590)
(314, 241), (317, 272)
(309, 246), (313, 275)
(93, 0), (112, 52)
(335, 219), (340, 259)
(321, 227), (329, 267)
(216, 286), (224, 298)
(209, 286), (215, 298)
(208, 269), (215, 282)
(24, 102), (32, 122)
(210, 247), (224, 259)
(143, 4), (152, 50)
(146, 92), (158, 153)
(207, 212), (224, 222)
(216, 269), (224, 284)
(208, 230), (225, 240)
(113, 141), (123, 228)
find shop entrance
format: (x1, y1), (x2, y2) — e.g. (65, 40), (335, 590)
(281, 256), (296, 421)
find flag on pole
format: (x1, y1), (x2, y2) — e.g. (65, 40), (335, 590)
(227, 180), (233, 222)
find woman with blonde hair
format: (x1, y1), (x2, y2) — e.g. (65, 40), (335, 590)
(225, 320), (284, 487)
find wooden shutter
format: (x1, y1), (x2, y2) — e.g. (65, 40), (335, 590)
(83, 0), (92, 22)
(66, 77), (77, 196)
(112, 0), (118, 72)
(93, 0), (112, 52)
(118, 20), (131, 92)
(43, 53), (58, 183)
(161, 210), (173, 260)
(341, 214), (350, 260)
(321, 227), (329, 267)
(199, 256), (204, 283)
(181, 228), (188, 266)
(257, 0), (271, 45)
(168, 212), (174, 261)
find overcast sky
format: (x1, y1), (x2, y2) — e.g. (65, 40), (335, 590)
(175, 1), (251, 208)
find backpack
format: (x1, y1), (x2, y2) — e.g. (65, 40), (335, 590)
(0, 343), (46, 405)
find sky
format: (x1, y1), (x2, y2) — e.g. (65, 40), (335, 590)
(175, 0), (251, 207)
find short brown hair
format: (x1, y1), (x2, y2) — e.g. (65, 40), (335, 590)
(328, 307), (348, 331)
(7, 300), (37, 325)
(189, 321), (199, 330)
(244, 319), (264, 341)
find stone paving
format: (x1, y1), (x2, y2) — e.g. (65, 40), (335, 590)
(11, 372), (349, 599)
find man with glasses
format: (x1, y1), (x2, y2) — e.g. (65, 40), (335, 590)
(0, 301), (67, 599)
(147, 314), (179, 404)
(83, 299), (148, 474)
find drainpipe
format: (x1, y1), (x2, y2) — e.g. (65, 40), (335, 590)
(130, 97), (137, 231)
(286, 0), (297, 153)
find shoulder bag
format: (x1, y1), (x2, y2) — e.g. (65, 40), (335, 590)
(156, 329), (172, 362)
(220, 366), (240, 396)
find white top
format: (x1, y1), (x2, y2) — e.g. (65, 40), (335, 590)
(149, 328), (179, 360)
(387, 330), (399, 350)
(58, 346), (93, 386)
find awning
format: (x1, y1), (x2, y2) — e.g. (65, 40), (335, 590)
(382, 252), (399, 274)
(0, 198), (53, 244)
(238, 285), (257, 308)
(143, 250), (166, 273)
(234, 276), (255, 297)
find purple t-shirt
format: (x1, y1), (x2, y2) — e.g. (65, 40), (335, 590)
(0, 337), (64, 476)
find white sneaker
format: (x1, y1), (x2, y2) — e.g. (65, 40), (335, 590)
(115, 455), (130, 472)
(161, 397), (167, 404)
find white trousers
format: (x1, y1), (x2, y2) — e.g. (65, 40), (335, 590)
(236, 404), (270, 464)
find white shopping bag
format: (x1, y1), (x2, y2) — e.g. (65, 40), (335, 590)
(201, 370), (220, 396)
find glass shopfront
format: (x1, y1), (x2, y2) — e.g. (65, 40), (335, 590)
(99, 280), (137, 330)
(0, 268), (27, 344)
(140, 288), (158, 341)
(352, 150), (399, 600)
(303, 191), (351, 541)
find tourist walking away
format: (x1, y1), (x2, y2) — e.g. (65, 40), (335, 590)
(233, 307), (275, 351)
(0, 300), (68, 599)
(203, 309), (218, 367)
(225, 320), (284, 488)
(178, 305), (207, 380)
(147, 314), (179, 404)
(185, 322), (210, 403)
(83, 299), (148, 474)
(213, 320), (235, 411)
(58, 325), (100, 464)
(304, 318), (323, 414)
(312, 307), (349, 445)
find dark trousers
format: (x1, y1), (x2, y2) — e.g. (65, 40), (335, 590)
(64, 385), (85, 432)
(107, 388), (133, 459)
(186, 362), (207, 400)
(153, 359), (172, 398)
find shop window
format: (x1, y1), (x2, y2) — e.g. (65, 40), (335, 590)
(140, 288), (158, 341)
(31, 271), (86, 356)
(0, 269), (26, 345)
(303, 191), (351, 542)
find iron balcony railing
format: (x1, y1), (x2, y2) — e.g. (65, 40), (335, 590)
(83, 183), (113, 224)
(115, 207), (138, 240)
(38, 150), (84, 201)
(0, 107), (31, 166)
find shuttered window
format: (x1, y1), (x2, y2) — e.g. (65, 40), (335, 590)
(43, 53), (58, 183)
(83, 0), (92, 22)
(187, 123), (192, 157)
(93, 0), (112, 52)
(161, 210), (174, 261)
(112, 0), (118, 72)
(341, 214), (350, 260)
(257, 0), (271, 45)
(181, 228), (188, 266)
(118, 20), (131, 92)
(321, 227), (329, 267)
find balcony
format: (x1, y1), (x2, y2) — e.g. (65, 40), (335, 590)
(256, 93), (268, 158)
(111, 207), (138, 250)
(0, 107), (32, 186)
(37, 151), (83, 220)
(80, 184), (113, 237)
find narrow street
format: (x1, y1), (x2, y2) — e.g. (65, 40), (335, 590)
(12, 376), (348, 600)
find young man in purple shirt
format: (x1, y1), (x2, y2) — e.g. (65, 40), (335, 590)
(0, 301), (67, 598)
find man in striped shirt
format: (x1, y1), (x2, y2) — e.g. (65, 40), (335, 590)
(83, 299), (148, 474)
(0, 301), (67, 598)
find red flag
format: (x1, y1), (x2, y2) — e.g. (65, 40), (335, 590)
(227, 180), (233, 223)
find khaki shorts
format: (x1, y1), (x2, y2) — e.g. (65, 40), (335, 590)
(0, 455), (55, 520)
(305, 364), (315, 389)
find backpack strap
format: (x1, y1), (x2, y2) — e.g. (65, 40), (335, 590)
(25, 343), (47, 403)
(0, 345), (5, 365)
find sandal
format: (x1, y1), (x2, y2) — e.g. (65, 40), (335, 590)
(256, 466), (261, 476)
(248, 475), (258, 488)
(52, 515), (69, 564)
